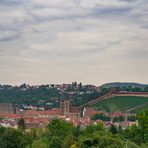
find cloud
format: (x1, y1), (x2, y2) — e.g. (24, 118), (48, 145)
(0, 30), (20, 42)
(0, 0), (148, 85)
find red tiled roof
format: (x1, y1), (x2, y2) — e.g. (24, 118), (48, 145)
(68, 118), (80, 126)
(50, 108), (62, 115)
(38, 111), (52, 115)
(0, 114), (21, 119)
(115, 92), (148, 95)
(24, 110), (39, 116)
(83, 107), (105, 118)
(24, 118), (49, 124)
(110, 112), (129, 117)
(23, 108), (62, 118)
(69, 106), (80, 113)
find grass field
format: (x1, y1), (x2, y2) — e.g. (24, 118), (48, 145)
(92, 96), (148, 112)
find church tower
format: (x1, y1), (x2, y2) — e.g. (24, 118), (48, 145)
(60, 99), (70, 116)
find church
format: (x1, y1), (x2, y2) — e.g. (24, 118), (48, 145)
(60, 99), (80, 118)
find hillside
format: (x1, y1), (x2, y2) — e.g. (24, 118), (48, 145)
(0, 83), (102, 107)
(92, 96), (148, 112)
(101, 82), (148, 89)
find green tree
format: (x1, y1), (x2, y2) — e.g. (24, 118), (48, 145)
(109, 124), (118, 135)
(22, 128), (43, 147)
(113, 116), (125, 122)
(49, 136), (62, 148)
(0, 128), (25, 148)
(92, 113), (111, 121)
(47, 119), (74, 140)
(118, 116), (125, 122)
(83, 123), (104, 136)
(127, 115), (137, 122)
(77, 131), (123, 148)
(137, 110), (148, 143)
(32, 139), (48, 148)
(0, 125), (5, 137)
(18, 118), (25, 130)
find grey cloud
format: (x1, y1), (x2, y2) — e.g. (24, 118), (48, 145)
(0, 0), (23, 5)
(0, 30), (20, 42)
(0, 0), (148, 85)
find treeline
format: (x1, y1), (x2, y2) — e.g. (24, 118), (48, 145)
(0, 110), (148, 148)
(101, 83), (148, 92)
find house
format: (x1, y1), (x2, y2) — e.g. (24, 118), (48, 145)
(24, 108), (62, 119)
(24, 110), (39, 118)
(0, 113), (21, 120)
(109, 112), (130, 121)
(83, 107), (107, 118)
(0, 114), (21, 129)
(0, 119), (18, 129)
(24, 118), (49, 129)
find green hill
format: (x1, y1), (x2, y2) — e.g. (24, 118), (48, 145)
(101, 82), (148, 88)
(92, 96), (148, 112)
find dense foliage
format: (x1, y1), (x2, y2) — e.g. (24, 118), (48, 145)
(91, 114), (111, 121)
(0, 110), (148, 148)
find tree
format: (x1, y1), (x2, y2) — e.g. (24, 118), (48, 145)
(113, 117), (119, 122)
(109, 124), (118, 135)
(118, 125), (122, 134)
(83, 123), (104, 136)
(122, 123), (147, 145)
(143, 86), (148, 92)
(18, 118), (25, 129)
(126, 141), (140, 148)
(118, 116), (125, 122)
(127, 115), (137, 122)
(32, 139), (48, 148)
(92, 114), (111, 122)
(49, 136), (62, 148)
(47, 119), (75, 144)
(0, 125), (5, 137)
(113, 116), (125, 122)
(0, 128), (25, 148)
(137, 110), (148, 143)
(77, 131), (123, 148)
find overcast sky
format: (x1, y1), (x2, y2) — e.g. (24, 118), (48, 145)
(0, 0), (148, 86)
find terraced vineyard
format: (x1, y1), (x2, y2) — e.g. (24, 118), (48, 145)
(92, 96), (148, 112)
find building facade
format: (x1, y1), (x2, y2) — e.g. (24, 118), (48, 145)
(0, 103), (15, 114)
